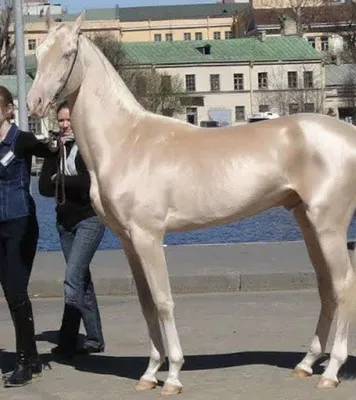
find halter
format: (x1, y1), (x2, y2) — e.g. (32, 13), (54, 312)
(50, 34), (81, 206)
(54, 133), (67, 206)
(52, 34), (81, 105)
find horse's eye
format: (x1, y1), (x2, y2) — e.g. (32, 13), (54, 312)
(63, 53), (72, 60)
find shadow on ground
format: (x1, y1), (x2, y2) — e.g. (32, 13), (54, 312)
(1, 331), (356, 386)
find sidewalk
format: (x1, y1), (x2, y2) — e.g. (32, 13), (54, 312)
(0, 241), (328, 299)
(1, 293), (356, 400)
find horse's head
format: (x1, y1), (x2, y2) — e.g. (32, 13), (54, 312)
(27, 10), (85, 117)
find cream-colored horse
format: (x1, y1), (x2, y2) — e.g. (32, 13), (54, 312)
(28, 11), (356, 395)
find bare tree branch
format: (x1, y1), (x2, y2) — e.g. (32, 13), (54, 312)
(0, 1), (15, 75)
(92, 33), (184, 117)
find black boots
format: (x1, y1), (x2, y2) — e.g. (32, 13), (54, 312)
(3, 300), (41, 387)
(3, 352), (32, 387)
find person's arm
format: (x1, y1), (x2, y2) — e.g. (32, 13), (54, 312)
(38, 156), (57, 197)
(15, 131), (58, 159)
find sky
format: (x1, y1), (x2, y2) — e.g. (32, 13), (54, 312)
(60, 0), (217, 14)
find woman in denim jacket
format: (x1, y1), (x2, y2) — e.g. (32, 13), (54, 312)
(39, 101), (105, 358)
(0, 85), (57, 387)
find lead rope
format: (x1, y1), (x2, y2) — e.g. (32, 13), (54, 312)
(54, 137), (66, 206)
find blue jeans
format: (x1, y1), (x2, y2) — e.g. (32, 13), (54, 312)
(57, 216), (105, 350)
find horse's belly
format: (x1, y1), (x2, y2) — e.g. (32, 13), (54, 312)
(165, 175), (289, 232)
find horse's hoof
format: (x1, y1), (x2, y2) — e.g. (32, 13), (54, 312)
(315, 376), (339, 389)
(161, 383), (183, 395)
(292, 368), (312, 378)
(135, 379), (157, 391)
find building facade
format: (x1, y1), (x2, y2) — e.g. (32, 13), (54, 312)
(325, 63), (356, 123)
(16, 3), (248, 56)
(233, 0), (356, 56)
(122, 35), (324, 126)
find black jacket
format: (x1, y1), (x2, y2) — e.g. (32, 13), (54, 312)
(39, 140), (96, 230)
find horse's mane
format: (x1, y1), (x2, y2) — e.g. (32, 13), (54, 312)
(80, 34), (145, 114)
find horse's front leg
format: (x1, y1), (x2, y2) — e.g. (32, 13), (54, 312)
(121, 237), (166, 391)
(129, 226), (184, 395)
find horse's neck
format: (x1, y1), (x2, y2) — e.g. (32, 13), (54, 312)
(69, 36), (146, 172)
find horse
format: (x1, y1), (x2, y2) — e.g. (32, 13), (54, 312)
(27, 10), (356, 395)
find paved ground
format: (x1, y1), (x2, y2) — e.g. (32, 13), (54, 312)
(1, 291), (356, 399)
(0, 241), (327, 299)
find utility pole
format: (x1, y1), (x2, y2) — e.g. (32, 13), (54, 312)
(14, 0), (29, 131)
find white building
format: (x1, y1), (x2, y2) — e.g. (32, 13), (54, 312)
(23, 0), (64, 17)
(123, 35), (325, 126)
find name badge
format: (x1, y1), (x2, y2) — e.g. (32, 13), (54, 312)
(0, 150), (15, 167)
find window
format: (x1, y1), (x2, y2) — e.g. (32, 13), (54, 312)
(321, 37), (329, 51)
(186, 107), (198, 125)
(154, 34), (162, 42)
(304, 71), (314, 88)
(233, 73), (244, 90)
(161, 75), (172, 92)
(225, 31), (233, 40)
(235, 106), (245, 121)
(165, 33), (173, 42)
(289, 103), (299, 114)
(136, 75), (147, 97)
(210, 74), (220, 91)
(185, 74), (196, 92)
(184, 32), (191, 41)
(343, 36), (351, 50)
(197, 44), (211, 55)
(213, 32), (221, 40)
(258, 72), (268, 89)
(307, 37), (315, 48)
(288, 71), (298, 89)
(195, 32), (203, 40)
(259, 105), (270, 112)
(28, 39), (36, 51)
(304, 103), (315, 112)
(28, 117), (42, 135)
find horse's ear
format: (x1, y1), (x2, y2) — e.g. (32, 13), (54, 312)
(74, 9), (86, 33)
(45, 8), (55, 31)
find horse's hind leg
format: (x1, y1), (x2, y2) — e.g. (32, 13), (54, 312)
(292, 203), (336, 378)
(295, 202), (355, 388)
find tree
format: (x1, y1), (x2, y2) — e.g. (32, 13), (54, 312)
(331, 2), (356, 63)
(0, 1), (15, 75)
(91, 33), (127, 74)
(91, 33), (184, 117)
(255, 64), (324, 116)
(256, 0), (336, 36)
(127, 69), (184, 116)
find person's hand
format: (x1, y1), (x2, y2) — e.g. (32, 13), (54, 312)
(48, 138), (58, 153)
(51, 173), (57, 182)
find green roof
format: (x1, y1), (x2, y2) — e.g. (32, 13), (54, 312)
(0, 75), (34, 98)
(122, 36), (323, 66)
(25, 35), (322, 74)
(23, 3), (247, 23)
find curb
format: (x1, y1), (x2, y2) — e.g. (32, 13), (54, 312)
(24, 271), (317, 299)
(5, 239), (353, 299)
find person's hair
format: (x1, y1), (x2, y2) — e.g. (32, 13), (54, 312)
(57, 100), (69, 115)
(0, 85), (15, 121)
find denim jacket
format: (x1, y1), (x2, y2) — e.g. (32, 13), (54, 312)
(0, 124), (55, 221)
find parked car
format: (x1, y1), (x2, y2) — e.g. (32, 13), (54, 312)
(248, 112), (279, 123)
